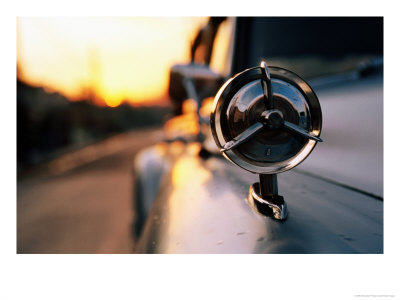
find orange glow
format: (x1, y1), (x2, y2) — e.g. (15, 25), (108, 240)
(171, 154), (211, 188)
(164, 112), (200, 138)
(104, 93), (123, 108)
(17, 17), (208, 106)
(165, 150), (212, 252)
(199, 96), (215, 118)
(182, 98), (198, 114)
(164, 99), (201, 139)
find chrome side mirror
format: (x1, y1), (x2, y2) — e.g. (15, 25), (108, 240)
(168, 18), (226, 115)
(210, 61), (323, 220)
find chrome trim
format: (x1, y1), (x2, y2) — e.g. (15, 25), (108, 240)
(248, 182), (288, 220)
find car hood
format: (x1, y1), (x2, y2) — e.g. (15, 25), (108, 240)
(135, 144), (383, 254)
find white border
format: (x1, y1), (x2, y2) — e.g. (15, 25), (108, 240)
(2, 1), (399, 300)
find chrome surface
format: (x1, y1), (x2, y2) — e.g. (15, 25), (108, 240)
(259, 174), (278, 196)
(248, 182), (288, 220)
(221, 122), (264, 152)
(262, 109), (283, 129)
(221, 108), (321, 152)
(211, 63), (323, 219)
(283, 120), (323, 142)
(210, 66), (322, 174)
(260, 60), (273, 109)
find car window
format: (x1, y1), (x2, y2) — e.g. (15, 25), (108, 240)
(234, 17), (383, 78)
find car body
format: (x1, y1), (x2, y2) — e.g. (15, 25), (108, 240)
(132, 17), (383, 254)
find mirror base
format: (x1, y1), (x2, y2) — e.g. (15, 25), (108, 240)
(248, 182), (288, 220)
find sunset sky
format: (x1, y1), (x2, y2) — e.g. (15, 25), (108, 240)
(17, 17), (208, 107)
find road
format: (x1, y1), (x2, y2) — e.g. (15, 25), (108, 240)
(17, 128), (163, 254)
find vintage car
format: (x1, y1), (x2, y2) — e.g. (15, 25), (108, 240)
(132, 17), (383, 253)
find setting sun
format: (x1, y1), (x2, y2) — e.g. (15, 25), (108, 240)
(17, 17), (208, 106)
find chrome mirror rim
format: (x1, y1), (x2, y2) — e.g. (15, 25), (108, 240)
(210, 66), (322, 174)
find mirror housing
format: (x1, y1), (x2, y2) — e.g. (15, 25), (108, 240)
(168, 63), (224, 115)
(168, 17), (227, 115)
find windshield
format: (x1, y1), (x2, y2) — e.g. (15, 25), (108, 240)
(232, 17), (383, 79)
